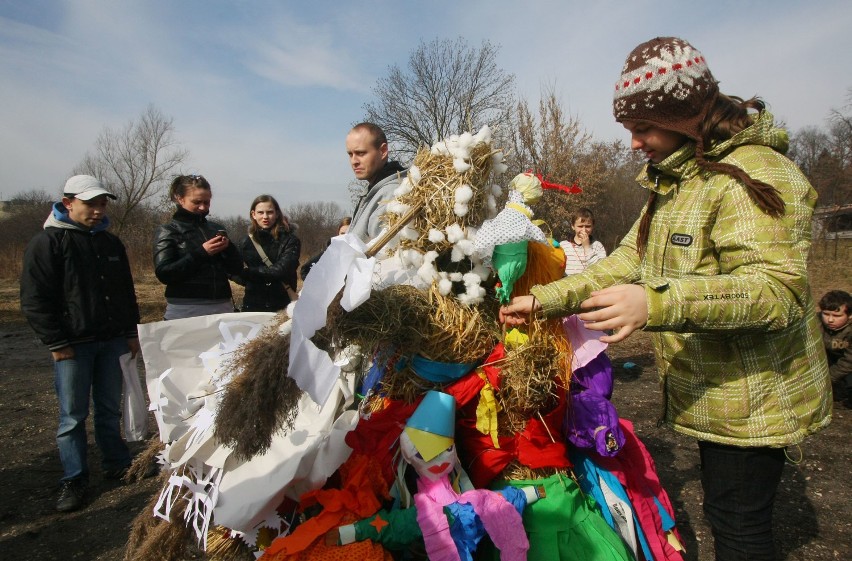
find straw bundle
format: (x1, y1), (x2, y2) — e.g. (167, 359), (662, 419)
(497, 318), (570, 434)
(206, 526), (255, 561)
(125, 436), (164, 482)
(123, 472), (192, 561)
(214, 317), (302, 460)
(330, 284), (500, 402)
(382, 139), (497, 256)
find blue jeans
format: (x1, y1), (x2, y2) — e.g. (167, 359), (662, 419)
(699, 441), (786, 561)
(54, 338), (131, 482)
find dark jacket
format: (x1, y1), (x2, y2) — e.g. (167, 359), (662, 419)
(299, 240), (329, 281)
(236, 228), (301, 312)
(153, 207), (243, 300)
(20, 203), (140, 351)
(820, 316), (852, 383)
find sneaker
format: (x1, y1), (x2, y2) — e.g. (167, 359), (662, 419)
(56, 479), (86, 512)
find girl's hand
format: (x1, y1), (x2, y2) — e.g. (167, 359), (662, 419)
(576, 230), (591, 248)
(499, 295), (540, 326)
(203, 235), (230, 256)
(578, 284), (648, 343)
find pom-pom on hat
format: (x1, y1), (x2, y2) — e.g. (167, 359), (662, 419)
(63, 175), (116, 201)
(613, 37), (719, 143)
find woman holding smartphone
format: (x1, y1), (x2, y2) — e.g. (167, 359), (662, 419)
(153, 174), (243, 320)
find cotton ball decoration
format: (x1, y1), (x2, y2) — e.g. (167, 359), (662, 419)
(473, 125), (492, 145)
(453, 158), (471, 173)
(470, 262), (492, 281)
(458, 272), (487, 305)
(437, 273), (453, 296)
(453, 202), (469, 217)
(394, 177), (414, 197)
(423, 250), (439, 265)
(431, 141), (449, 156)
(386, 201), (411, 215)
(455, 184), (474, 204)
(456, 239), (474, 256)
(417, 260), (438, 284)
(428, 229), (446, 243)
(408, 165), (421, 185)
(446, 223), (465, 243)
(400, 248), (424, 268)
(400, 225), (420, 241)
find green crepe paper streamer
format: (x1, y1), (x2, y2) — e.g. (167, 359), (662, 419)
(493, 241), (528, 305)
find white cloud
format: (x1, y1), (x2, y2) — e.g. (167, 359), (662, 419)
(1, 0), (850, 215)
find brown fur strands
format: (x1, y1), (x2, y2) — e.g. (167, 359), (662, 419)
(214, 319), (302, 461)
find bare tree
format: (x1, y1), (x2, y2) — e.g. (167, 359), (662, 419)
(789, 126), (831, 177)
(0, 189), (58, 278)
(506, 88), (646, 245)
(285, 201), (345, 257)
(363, 37), (515, 163)
(74, 104), (188, 233)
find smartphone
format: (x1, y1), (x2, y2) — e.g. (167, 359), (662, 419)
(216, 230), (228, 239)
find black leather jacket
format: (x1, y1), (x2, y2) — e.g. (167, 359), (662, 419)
(21, 221), (140, 350)
(153, 207), (243, 300)
(236, 228), (301, 312)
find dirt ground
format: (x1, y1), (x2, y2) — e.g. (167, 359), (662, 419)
(0, 254), (850, 560)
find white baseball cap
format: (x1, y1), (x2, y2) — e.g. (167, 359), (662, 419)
(63, 175), (117, 201)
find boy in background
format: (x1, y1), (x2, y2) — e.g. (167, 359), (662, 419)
(819, 289), (852, 406)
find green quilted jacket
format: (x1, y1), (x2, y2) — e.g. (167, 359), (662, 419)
(531, 111), (832, 447)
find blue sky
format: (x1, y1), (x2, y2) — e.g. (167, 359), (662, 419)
(1, 0), (850, 218)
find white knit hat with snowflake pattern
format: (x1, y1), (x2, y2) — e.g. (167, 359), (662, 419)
(613, 37), (719, 142)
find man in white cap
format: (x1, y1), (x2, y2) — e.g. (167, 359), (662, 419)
(20, 175), (141, 512)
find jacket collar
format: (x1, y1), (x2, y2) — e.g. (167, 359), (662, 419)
(368, 160), (405, 187)
(43, 201), (110, 232)
(636, 111), (786, 195)
(172, 206), (208, 224)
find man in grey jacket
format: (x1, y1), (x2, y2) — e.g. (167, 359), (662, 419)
(345, 122), (406, 242)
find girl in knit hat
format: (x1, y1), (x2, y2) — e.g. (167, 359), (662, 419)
(499, 36), (831, 560)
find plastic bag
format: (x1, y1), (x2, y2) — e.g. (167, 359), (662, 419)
(120, 352), (149, 441)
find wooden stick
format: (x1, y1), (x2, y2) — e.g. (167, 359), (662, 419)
(364, 199), (426, 258)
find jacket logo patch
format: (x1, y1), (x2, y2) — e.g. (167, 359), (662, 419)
(670, 233), (693, 246)
(703, 293), (749, 301)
